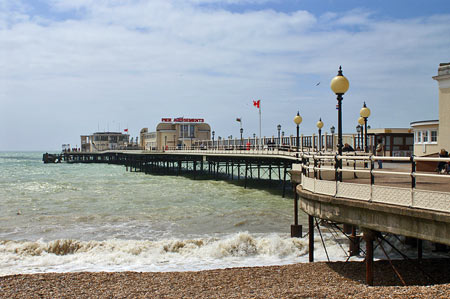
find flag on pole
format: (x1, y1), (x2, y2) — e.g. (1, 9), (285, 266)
(124, 129), (128, 132)
(253, 100), (260, 109)
(236, 118), (241, 122)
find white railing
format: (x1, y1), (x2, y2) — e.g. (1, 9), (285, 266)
(299, 155), (450, 214)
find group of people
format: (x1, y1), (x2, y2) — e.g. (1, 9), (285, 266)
(342, 140), (384, 169)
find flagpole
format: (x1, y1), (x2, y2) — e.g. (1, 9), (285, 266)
(259, 105), (262, 149)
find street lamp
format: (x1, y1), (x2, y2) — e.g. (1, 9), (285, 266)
(293, 111), (303, 154)
(360, 102), (371, 153)
(212, 130), (215, 149)
(330, 66), (350, 182)
(277, 124), (281, 148)
(356, 125), (361, 150)
(316, 118), (324, 152)
(330, 126), (335, 150)
(240, 127), (244, 148)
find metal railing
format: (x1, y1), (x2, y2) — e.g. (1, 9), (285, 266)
(299, 154), (450, 213)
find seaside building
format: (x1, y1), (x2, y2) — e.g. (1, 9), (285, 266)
(81, 132), (130, 152)
(366, 128), (414, 157)
(140, 118), (211, 150)
(411, 63), (450, 157)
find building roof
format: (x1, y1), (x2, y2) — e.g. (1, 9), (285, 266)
(410, 120), (439, 127)
(367, 128), (412, 134)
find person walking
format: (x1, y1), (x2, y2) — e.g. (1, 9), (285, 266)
(376, 139), (384, 169)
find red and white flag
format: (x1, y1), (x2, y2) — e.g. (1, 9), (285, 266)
(253, 99), (260, 109)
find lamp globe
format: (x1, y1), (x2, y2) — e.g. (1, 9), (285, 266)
(294, 112), (302, 125)
(360, 102), (371, 118)
(316, 118), (324, 129)
(330, 66), (349, 94)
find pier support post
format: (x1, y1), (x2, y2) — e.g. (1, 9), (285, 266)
(291, 184), (302, 238)
(349, 226), (360, 256)
(244, 162), (248, 189)
(282, 164), (287, 198)
(308, 215), (314, 262)
(418, 239), (423, 260)
(193, 160), (197, 180)
(231, 162), (234, 180)
(363, 229), (376, 286)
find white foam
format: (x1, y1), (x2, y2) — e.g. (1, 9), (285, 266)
(0, 232), (354, 276)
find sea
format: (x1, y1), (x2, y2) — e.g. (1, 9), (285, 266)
(0, 152), (428, 276)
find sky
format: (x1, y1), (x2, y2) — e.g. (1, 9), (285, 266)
(1, 0), (450, 151)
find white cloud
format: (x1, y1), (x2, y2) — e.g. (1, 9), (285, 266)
(0, 1), (449, 150)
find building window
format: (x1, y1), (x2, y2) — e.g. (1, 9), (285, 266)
(416, 131), (422, 143)
(431, 130), (438, 143)
(423, 130), (428, 143)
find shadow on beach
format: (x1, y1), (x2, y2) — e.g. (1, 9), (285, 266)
(326, 258), (450, 286)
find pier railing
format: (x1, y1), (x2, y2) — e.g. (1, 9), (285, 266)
(299, 154), (450, 213)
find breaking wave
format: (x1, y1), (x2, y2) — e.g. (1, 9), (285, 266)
(0, 232), (315, 276)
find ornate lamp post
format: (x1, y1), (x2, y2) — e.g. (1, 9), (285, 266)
(358, 117), (365, 150)
(212, 130), (215, 149)
(330, 66), (350, 182)
(240, 127), (244, 148)
(330, 126), (335, 150)
(356, 125), (361, 150)
(360, 102), (371, 153)
(277, 124), (281, 148)
(293, 111), (302, 155)
(316, 118), (324, 151)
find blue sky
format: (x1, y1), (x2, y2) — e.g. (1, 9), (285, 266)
(1, 0), (450, 150)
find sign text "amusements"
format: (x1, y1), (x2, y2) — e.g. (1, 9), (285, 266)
(161, 118), (205, 123)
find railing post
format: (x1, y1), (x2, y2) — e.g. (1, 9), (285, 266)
(334, 154), (339, 182)
(370, 155), (375, 185)
(411, 155), (416, 189)
(313, 156), (317, 179)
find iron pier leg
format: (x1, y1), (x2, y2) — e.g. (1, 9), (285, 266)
(309, 215), (314, 262)
(291, 183), (302, 238)
(269, 165), (272, 181)
(193, 160), (197, 180)
(349, 226), (360, 256)
(231, 162), (234, 180)
(244, 162), (248, 189)
(418, 239), (423, 260)
(282, 164), (287, 198)
(364, 229), (376, 286)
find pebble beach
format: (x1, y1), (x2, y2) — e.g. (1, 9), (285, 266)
(2, 259), (450, 298)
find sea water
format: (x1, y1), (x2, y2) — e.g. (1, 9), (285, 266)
(0, 152), (424, 276)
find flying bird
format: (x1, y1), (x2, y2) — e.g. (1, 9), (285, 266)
(316, 82), (321, 86)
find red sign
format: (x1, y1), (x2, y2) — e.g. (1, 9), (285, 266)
(161, 118), (204, 123)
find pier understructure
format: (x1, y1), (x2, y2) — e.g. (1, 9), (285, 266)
(292, 154), (450, 286)
(63, 149), (298, 197)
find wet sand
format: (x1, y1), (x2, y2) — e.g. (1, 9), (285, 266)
(1, 259), (450, 298)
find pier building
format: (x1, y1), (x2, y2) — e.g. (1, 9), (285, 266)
(366, 128), (413, 157)
(140, 118), (211, 150)
(411, 62), (450, 157)
(81, 132), (130, 152)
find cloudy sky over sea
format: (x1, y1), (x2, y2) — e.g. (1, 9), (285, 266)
(1, 0), (450, 150)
